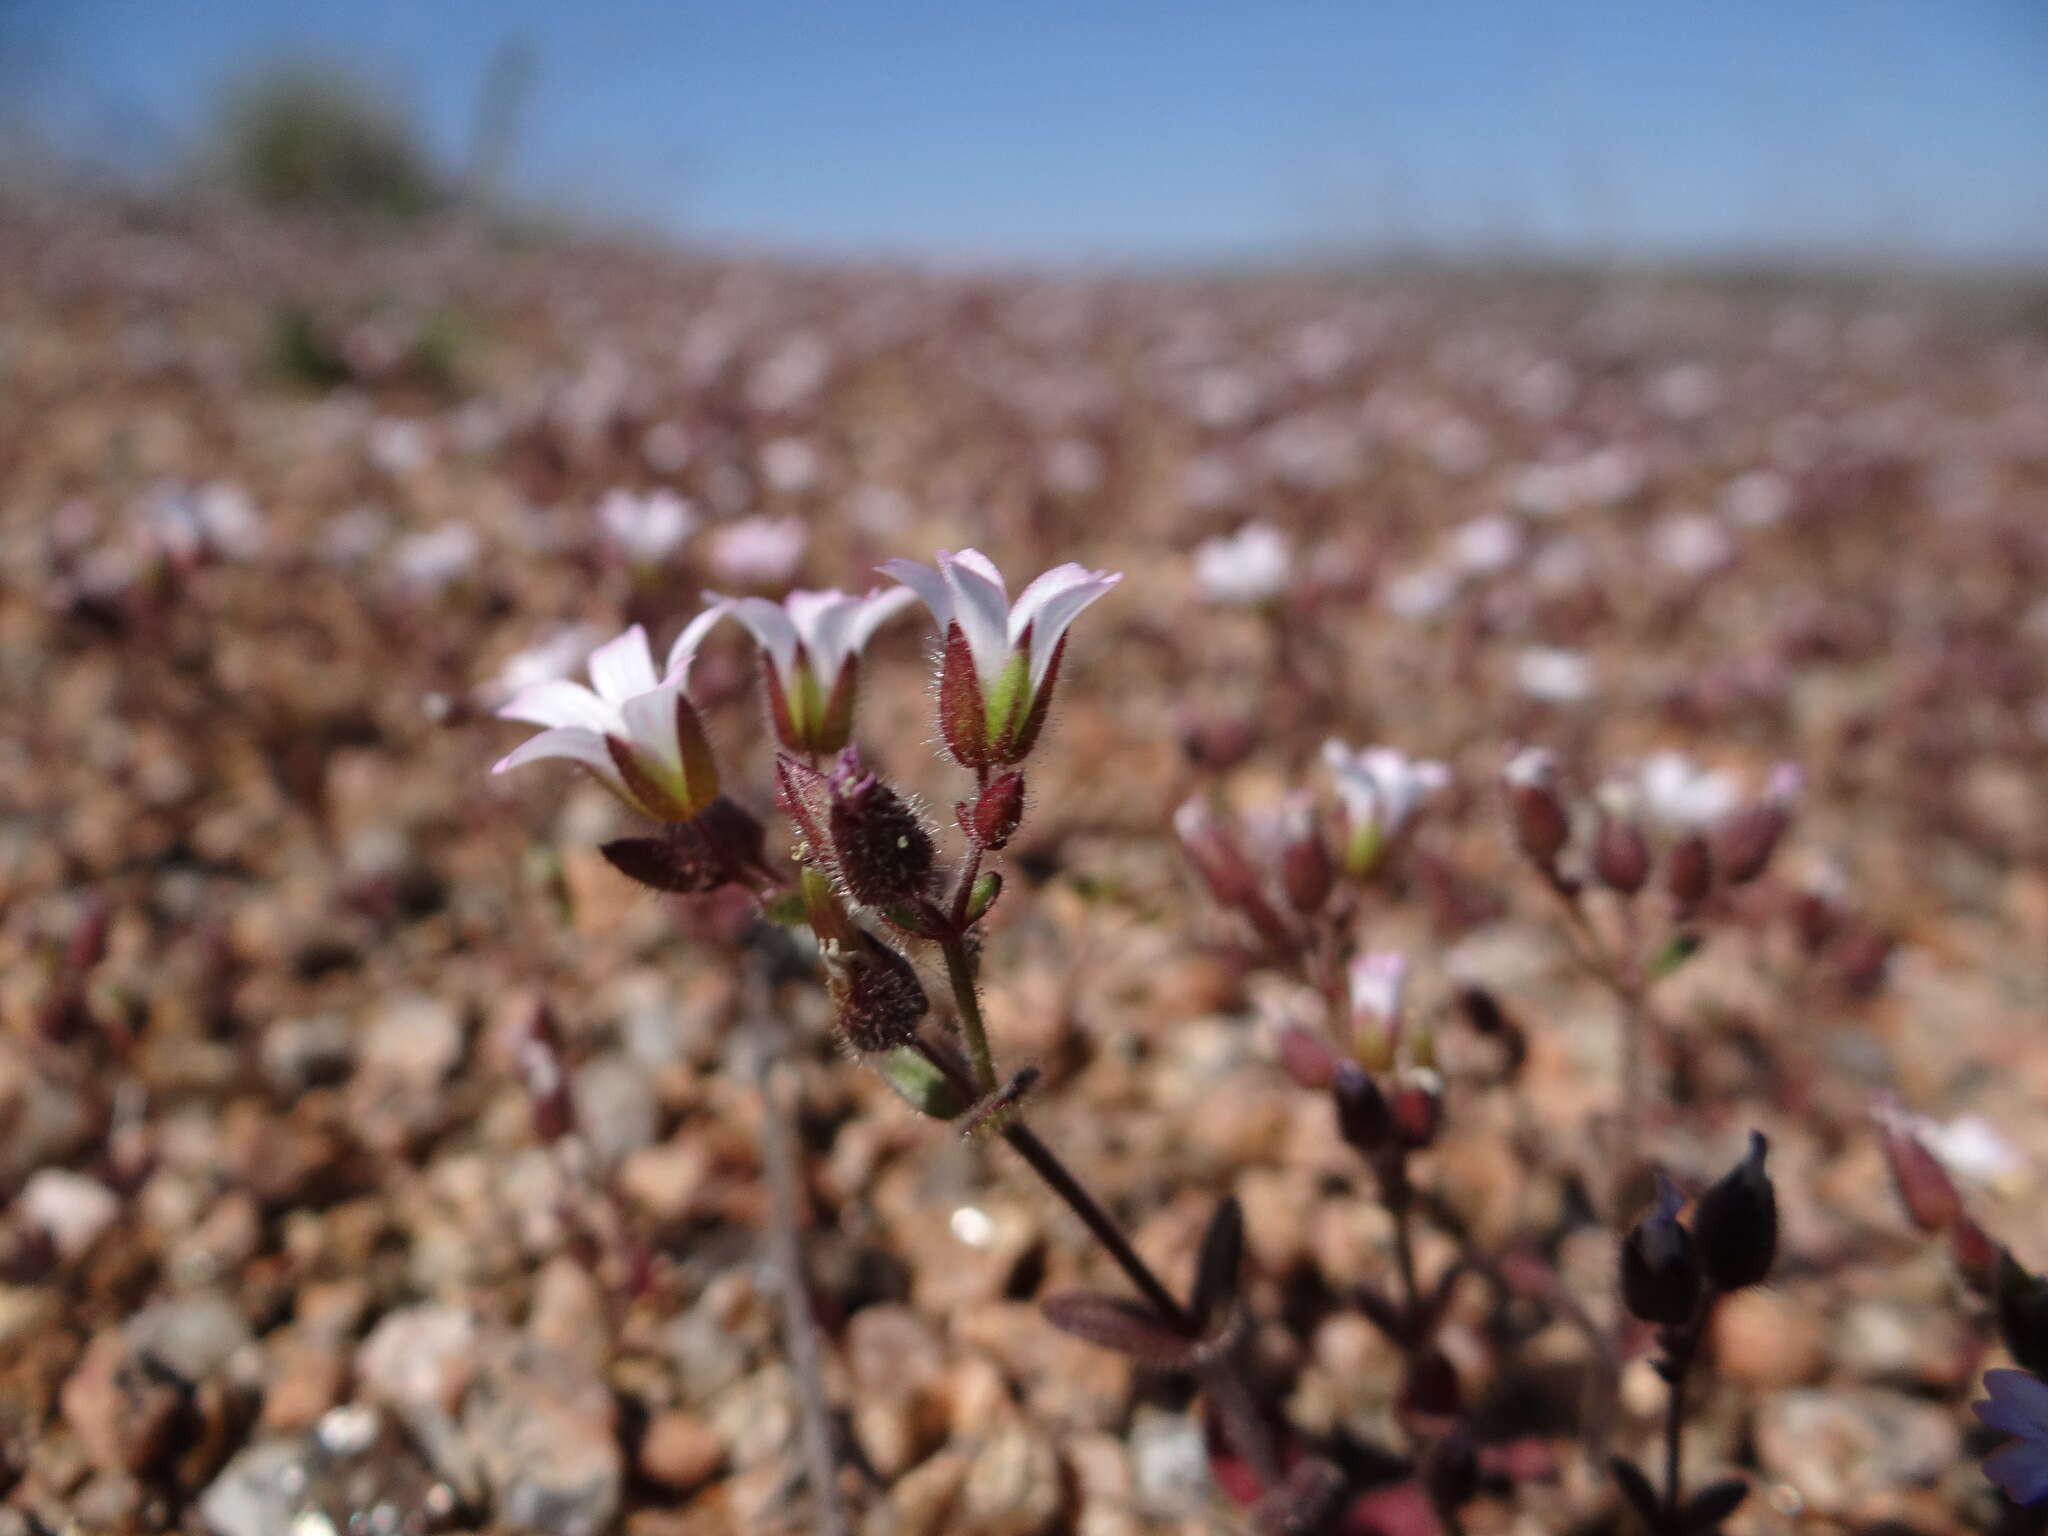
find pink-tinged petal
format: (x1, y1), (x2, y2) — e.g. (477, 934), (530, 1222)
(1015, 567), (1119, 689)
(1983, 1438), (2048, 1505)
(619, 684), (689, 780)
(1007, 562), (1096, 642)
(718, 595), (803, 680)
(665, 604), (730, 681)
(785, 589), (860, 677)
(1979, 1371), (2048, 1441)
(845, 585), (918, 653)
(588, 624), (659, 703)
(878, 557), (954, 632)
(938, 549), (1013, 683)
(497, 680), (618, 733)
(493, 726), (625, 795)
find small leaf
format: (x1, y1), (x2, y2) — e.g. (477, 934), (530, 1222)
(1188, 1196), (1245, 1336)
(1651, 931), (1703, 978)
(1681, 1478), (1747, 1531)
(759, 889), (808, 926)
(1040, 1291), (1198, 1368)
(874, 1046), (967, 1120)
(1609, 1456), (1663, 1533)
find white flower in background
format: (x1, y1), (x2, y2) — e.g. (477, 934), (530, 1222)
(880, 549), (1120, 768)
(1346, 951), (1409, 1071)
(1651, 362), (1722, 421)
(759, 436), (822, 495)
(641, 421), (692, 474)
(1043, 437), (1104, 497)
(319, 507), (390, 567)
(746, 331), (831, 413)
(700, 586), (915, 755)
(369, 418), (432, 475)
(1449, 513), (1522, 575)
(1514, 647), (1596, 704)
(1721, 469), (1793, 529)
(1321, 741), (1449, 874)
(1633, 750), (1741, 830)
(1179, 453), (1243, 513)
(1426, 416), (1490, 477)
(493, 620), (725, 822)
(708, 515), (809, 586)
(1384, 564), (1457, 620)
(140, 482), (265, 562)
(1650, 512), (1734, 578)
(1913, 1115), (2021, 1184)
(390, 524), (480, 593)
(1194, 522), (1292, 606)
(599, 489), (696, 566)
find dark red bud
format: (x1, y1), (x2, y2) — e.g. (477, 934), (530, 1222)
(1508, 781), (1569, 871)
(826, 935), (930, 1053)
(1279, 827), (1335, 916)
(964, 771), (1027, 851)
(1276, 1024), (1339, 1091)
(1665, 832), (1712, 920)
(1332, 1064), (1393, 1154)
(1692, 1130), (1777, 1292)
(1592, 814), (1650, 895)
(1389, 1075), (1443, 1150)
(937, 624), (991, 769)
(828, 768), (936, 908)
(1712, 799), (1790, 886)
(1619, 1180), (1701, 1326)
(1876, 1119), (1963, 1235)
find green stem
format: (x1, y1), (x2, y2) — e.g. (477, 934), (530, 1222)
(940, 932), (1000, 1096)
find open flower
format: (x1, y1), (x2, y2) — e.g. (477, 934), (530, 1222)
(493, 619), (724, 821)
(880, 549), (1120, 768)
(705, 587), (915, 755)
(1321, 742), (1449, 875)
(1194, 522), (1291, 606)
(598, 488), (696, 566)
(1980, 1370), (2048, 1504)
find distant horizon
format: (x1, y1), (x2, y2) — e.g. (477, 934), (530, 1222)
(10, 0), (2048, 268)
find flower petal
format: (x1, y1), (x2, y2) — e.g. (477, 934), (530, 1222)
(666, 604), (731, 681)
(619, 684), (689, 780)
(784, 589), (858, 675)
(939, 549), (1013, 683)
(879, 557), (954, 632)
(588, 625), (659, 703)
(492, 726), (625, 797)
(497, 680), (618, 734)
(1984, 1438), (2048, 1505)
(716, 595), (803, 680)
(1012, 565), (1119, 689)
(1979, 1370), (2048, 1442)
(846, 585), (919, 653)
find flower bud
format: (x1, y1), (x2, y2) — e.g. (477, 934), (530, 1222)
(825, 934), (930, 1054)
(1712, 764), (1799, 885)
(828, 770), (936, 909)
(1276, 1023), (1339, 1091)
(1422, 1425), (1480, 1516)
(1332, 1063), (1393, 1154)
(1691, 1130), (1777, 1292)
(1997, 1251), (2048, 1378)
(1665, 832), (1712, 921)
(1279, 823), (1336, 916)
(1619, 1177), (1701, 1326)
(962, 771), (1027, 851)
(1347, 951), (1408, 1074)
(1389, 1071), (1443, 1150)
(1592, 814), (1650, 894)
(1875, 1112), (1963, 1236)
(1503, 748), (1568, 871)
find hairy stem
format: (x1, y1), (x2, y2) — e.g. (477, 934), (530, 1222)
(939, 932), (1000, 1097)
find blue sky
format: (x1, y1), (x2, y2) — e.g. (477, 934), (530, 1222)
(12, 0), (2048, 264)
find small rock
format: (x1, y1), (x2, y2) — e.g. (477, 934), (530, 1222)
(878, 1450), (968, 1536)
(528, 1255), (611, 1369)
(617, 1137), (712, 1221)
(261, 1014), (354, 1093)
(1754, 1388), (1961, 1515)
(1129, 1407), (1209, 1515)
(361, 993), (465, 1088)
(61, 1331), (182, 1474)
(357, 1304), (478, 1413)
(705, 1365), (797, 1469)
(960, 1426), (1064, 1536)
(18, 1168), (119, 1261)
(1712, 1287), (1825, 1389)
(637, 1410), (724, 1491)
(261, 1334), (349, 1433)
(197, 1439), (311, 1536)
(462, 1338), (622, 1536)
(571, 1053), (662, 1164)
(127, 1291), (258, 1385)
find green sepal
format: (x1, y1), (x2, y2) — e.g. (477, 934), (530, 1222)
(876, 1046), (967, 1120)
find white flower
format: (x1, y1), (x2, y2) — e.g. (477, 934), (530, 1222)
(1384, 564), (1458, 620)
(493, 620), (726, 821)
(390, 524), (480, 593)
(1633, 750), (1741, 830)
(1514, 647), (1596, 704)
(880, 548), (1120, 768)
(707, 515), (809, 586)
(700, 587), (915, 754)
(1194, 523), (1292, 606)
(1322, 742), (1449, 874)
(598, 489), (697, 565)
(1649, 512), (1734, 578)
(1504, 746), (1558, 789)
(1449, 513), (1522, 575)
(1348, 950), (1408, 1026)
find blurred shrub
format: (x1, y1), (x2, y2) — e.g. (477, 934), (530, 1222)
(211, 63), (444, 217)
